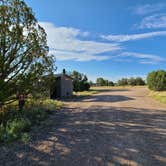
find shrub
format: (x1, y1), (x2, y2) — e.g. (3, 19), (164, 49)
(147, 70), (166, 91)
(5, 118), (31, 141)
(24, 108), (47, 125)
(0, 99), (63, 144)
(21, 133), (31, 143)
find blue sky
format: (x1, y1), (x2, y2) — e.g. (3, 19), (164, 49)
(25, 0), (166, 82)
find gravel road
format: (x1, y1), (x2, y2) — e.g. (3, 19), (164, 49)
(0, 87), (166, 166)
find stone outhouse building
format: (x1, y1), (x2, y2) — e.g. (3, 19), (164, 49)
(50, 74), (73, 99)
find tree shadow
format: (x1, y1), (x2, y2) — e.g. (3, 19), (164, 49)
(91, 88), (130, 93)
(81, 95), (134, 102)
(64, 94), (134, 103)
(0, 106), (166, 166)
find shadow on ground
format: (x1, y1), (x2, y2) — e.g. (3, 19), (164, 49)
(91, 88), (130, 93)
(81, 95), (134, 103)
(64, 93), (134, 103)
(0, 105), (166, 166)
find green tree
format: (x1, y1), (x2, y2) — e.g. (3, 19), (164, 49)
(147, 70), (166, 91)
(108, 81), (114, 86)
(96, 78), (106, 86)
(128, 77), (136, 86)
(70, 71), (90, 92)
(117, 78), (128, 86)
(0, 0), (54, 105)
(96, 78), (114, 86)
(135, 77), (145, 86)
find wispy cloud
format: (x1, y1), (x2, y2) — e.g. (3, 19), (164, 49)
(138, 13), (166, 29)
(120, 52), (165, 64)
(39, 22), (165, 65)
(101, 31), (166, 42)
(49, 50), (110, 61)
(39, 22), (121, 61)
(133, 3), (166, 15)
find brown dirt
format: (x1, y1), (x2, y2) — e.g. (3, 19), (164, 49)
(0, 86), (166, 166)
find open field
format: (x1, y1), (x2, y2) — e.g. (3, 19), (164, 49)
(0, 86), (166, 166)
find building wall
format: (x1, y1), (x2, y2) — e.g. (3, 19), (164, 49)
(61, 75), (73, 98)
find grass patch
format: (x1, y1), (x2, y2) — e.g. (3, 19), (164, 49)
(149, 91), (166, 104)
(0, 99), (63, 144)
(74, 89), (98, 98)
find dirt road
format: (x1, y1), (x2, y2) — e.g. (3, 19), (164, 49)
(0, 87), (166, 166)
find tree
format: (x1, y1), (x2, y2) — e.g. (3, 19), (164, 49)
(147, 70), (166, 91)
(135, 77), (145, 86)
(96, 77), (115, 86)
(96, 78), (106, 86)
(117, 78), (128, 86)
(117, 77), (145, 86)
(108, 81), (114, 86)
(128, 77), (136, 86)
(0, 0), (54, 105)
(70, 71), (90, 92)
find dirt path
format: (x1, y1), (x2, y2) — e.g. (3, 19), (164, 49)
(0, 87), (166, 166)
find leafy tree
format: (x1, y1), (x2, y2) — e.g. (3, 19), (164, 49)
(135, 77), (145, 86)
(108, 81), (114, 86)
(117, 77), (145, 86)
(70, 71), (90, 92)
(96, 77), (115, 86)
(128, 77), (136, 86)
(147, 70), (166, 91)
(96, 78), (106, 86)
(0, 0), (54, 105)
(117, 78), (128, 86)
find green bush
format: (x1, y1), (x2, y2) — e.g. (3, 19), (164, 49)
(21, 133), (31, 143)
(147, 70), (166, 91)
(0, 109), (47, 143)
(24, 108), (47, 125)
(0, 99), (63, 144)
(5, 118), (31, 141)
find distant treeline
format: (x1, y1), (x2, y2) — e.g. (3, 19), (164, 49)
(89, 77), (146, 86)
(117, 77), (145, 86)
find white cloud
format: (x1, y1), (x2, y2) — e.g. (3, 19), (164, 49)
(133, 3), (166, 15)
(39, 22), (121, 61)
(120, 52), (165, 64)
(49, 50), (110, 61)
(101, 31), (166, 42)
(139, 13), (166, 29)
(39, 22), (165, 65)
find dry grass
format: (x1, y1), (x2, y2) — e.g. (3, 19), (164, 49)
(149, 91), (166, 105)
(74, 89), (98, 97)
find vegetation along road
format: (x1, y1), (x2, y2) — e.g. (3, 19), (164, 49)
(0, 86), (166, 166)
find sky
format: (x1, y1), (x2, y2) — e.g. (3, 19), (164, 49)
(25, 0), (166, 82)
